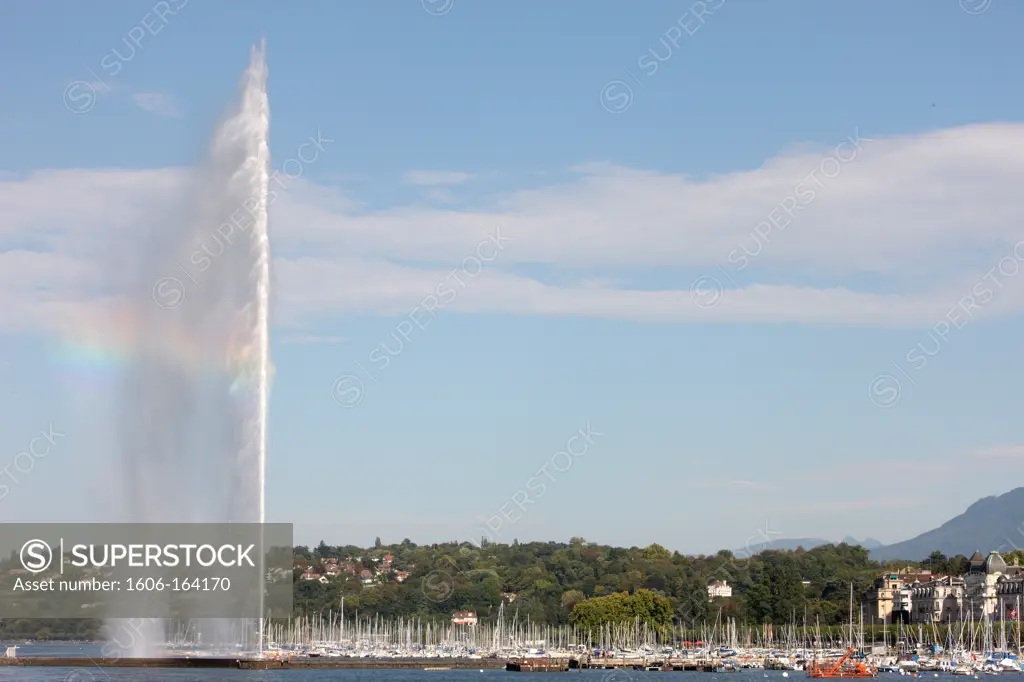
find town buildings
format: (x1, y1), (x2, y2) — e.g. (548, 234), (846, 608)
(298, 553), (411, 586)
(863, 567), (934, 623)
(863, 551), (1024, 624)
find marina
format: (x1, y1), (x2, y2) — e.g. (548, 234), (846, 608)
(0, 650), (1015, 673)
(6, 571), (1023, 675)
(0, 634), (1020, 675)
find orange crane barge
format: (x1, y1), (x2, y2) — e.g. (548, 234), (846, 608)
(806, 648), (878, 678)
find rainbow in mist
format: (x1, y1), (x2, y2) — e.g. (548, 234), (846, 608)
(90, 41), (272, 655)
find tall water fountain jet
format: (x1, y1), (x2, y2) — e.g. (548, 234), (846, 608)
(106, 41), (271, 656)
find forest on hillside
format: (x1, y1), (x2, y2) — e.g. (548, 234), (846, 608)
(0, 538), (993, 640)
(291, 538), (985, 628)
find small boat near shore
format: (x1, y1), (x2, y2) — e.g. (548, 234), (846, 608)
(807, 648), (878, 678)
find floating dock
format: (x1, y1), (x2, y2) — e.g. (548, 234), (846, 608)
(578, 657), (729, 672)
(505, 656), (732, 672)
(506, 658), (571, 672)
(0, 657), (508, 670)
(0, 655), (738, 671)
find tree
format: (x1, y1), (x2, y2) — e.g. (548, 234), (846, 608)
(922, 550), (948, 573)
(642, 543), (672, 561)
(743, 568), (773, 624)
(569, 589), (671, 633)
(628, 588), (673, 632)
(947, 554), (970, 576)
(375, 536), (383, 548)
(676, 577), (711, 626)
(561, 589), (586, 610)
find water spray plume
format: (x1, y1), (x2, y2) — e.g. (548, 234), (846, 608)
(106, 40), (271, 656)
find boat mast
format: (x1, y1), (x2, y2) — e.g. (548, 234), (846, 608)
(1001, 597), (1007, 655)
(859, 600), (864, 651)
(849, 582), (854, 649)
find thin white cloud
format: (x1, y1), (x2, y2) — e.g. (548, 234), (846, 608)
(693, 445), (1017, 494)
(972, 445), (1024, 460)
(3, 123), (1024, 334)
(423, 187), (458, 204)
(288, 126), (1024, 276)
(402, 170), (473, 186)
(279, 334), (346, 345)
(776, 496), (928, 513)
(730, 480), (770, 489)
(131, 92), (179, 118)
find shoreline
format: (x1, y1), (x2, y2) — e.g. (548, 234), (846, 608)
(0, 656), (510, 670)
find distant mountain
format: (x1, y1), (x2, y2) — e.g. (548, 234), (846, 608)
(843, 536), (883, 550)
(736, 538), (828, 555)
(735, 536), (883, 556)
(871, 488), (1024, 561)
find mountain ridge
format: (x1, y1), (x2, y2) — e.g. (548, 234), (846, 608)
(870, 487), (1024, 561)
(732, 489), (1024, 562)
(735, 536), (883, 555)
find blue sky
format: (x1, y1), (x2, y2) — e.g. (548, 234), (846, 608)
(2, 0), (1024, 554)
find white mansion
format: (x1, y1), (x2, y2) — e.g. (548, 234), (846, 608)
(864, 551), (1024, 625)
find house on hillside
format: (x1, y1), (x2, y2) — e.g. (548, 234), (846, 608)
(451, 610), (478, 626)
(707, 579), (732, 600)
(302, 570), (329, 584)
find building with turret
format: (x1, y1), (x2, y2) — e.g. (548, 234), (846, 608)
(865, 550), (1022, 625)
(963, 550), (1022, 620)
